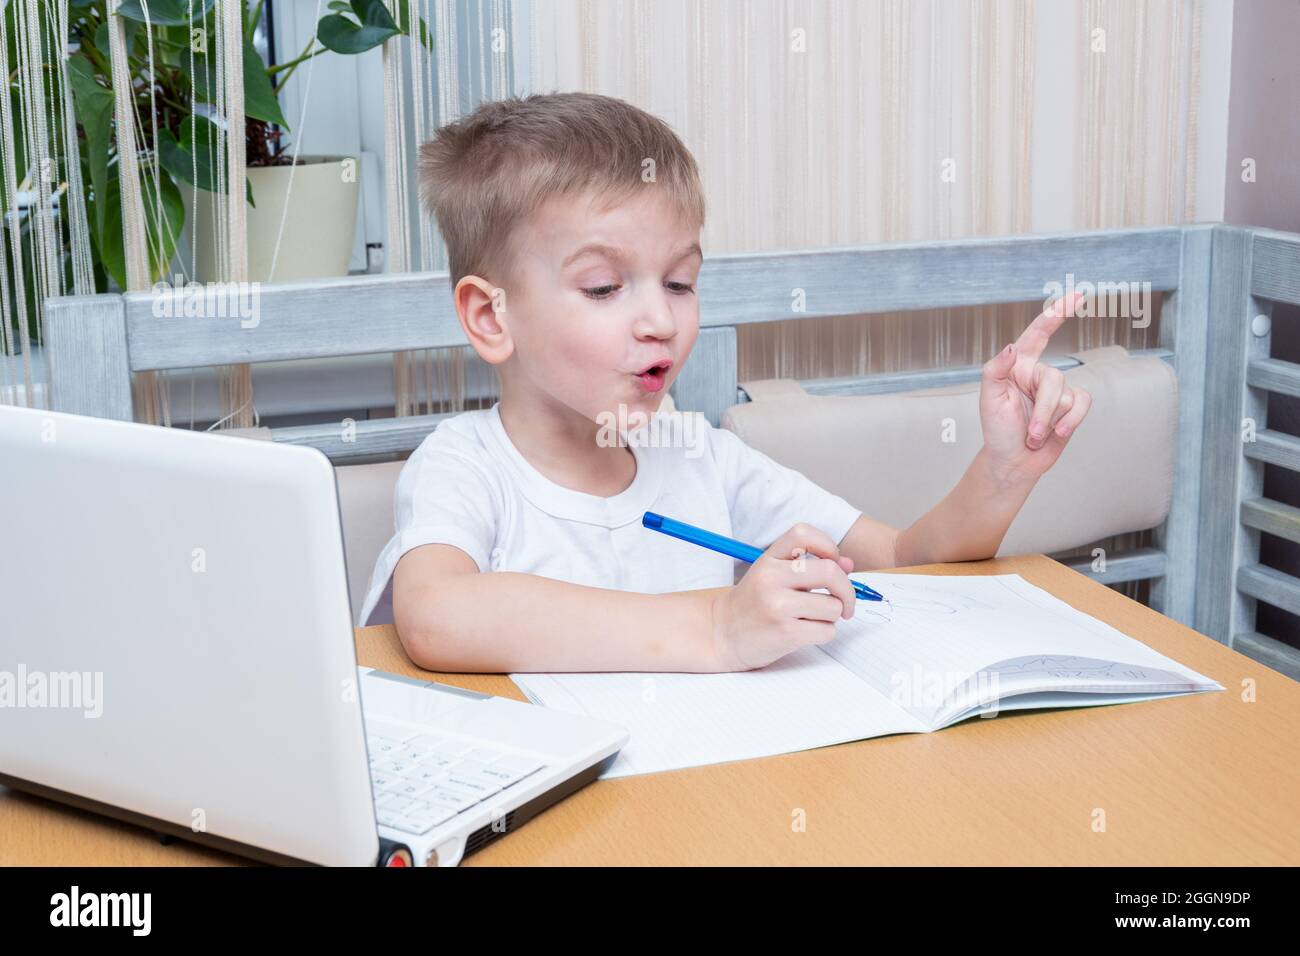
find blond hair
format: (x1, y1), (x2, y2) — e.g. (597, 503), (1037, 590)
(417, 92), (705, 286)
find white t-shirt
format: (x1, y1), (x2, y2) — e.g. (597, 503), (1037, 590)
(357, 402), (862, 626)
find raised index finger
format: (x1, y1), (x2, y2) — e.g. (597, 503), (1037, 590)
(1015, 291), (1084, 362)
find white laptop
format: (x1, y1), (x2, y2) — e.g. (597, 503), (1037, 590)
(0, 404), (628, 866)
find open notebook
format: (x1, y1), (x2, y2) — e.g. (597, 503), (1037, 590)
(512, 573), (1223, 779)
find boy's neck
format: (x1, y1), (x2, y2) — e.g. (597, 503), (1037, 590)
(497, 395), (638, 499)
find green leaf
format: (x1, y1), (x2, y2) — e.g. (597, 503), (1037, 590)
(241, 36), (289, 127)
(66, 54), (114, 241)
(3, 6), (67, 201)
(3, 214), (46, 343)
(95, 167), (186, 288)
(1, 91), (26, 212)
(3, 4), (21, 85)
(157, 114), (256, 207)
(144, 166), (188, 282)
(350, 0), (400, 30)
(392, 0), (433, 52)
(317, 0), (401, 54)
(93, 18), (140, 63)
(247, 0), (265, 42)
(156, 126), (207, 191)
(89, 174), (127, 290)
(188, 40), (289, 129)
(327, 0), (352, 11)
(184, 51), (214, 103)
(116, 0), (215, 27)
(153, 24), (193, 68)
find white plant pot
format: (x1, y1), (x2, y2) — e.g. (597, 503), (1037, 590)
(188, 155), (360, 284)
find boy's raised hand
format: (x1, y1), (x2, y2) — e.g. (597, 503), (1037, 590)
(979, 291), (1093, 482)
(710, 523), (857, 671)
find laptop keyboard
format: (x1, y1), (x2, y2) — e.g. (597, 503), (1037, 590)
(366, 719), (545, 837)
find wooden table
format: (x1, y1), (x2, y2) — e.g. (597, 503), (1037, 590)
(3, 554), (1297, 865)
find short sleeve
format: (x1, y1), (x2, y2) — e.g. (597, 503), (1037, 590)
(356, 438), (500, 627)
(709, 422), (862, 550)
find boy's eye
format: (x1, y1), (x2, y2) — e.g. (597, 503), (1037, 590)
(581, 281), (696, 299)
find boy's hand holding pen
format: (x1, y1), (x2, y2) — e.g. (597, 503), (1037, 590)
(643, 512), (879, 671)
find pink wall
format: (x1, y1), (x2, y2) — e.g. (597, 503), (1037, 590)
(1222, 0), (1300, 230)
(1224, 0), (1300, 642)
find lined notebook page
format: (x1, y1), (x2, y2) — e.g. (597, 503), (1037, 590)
(825, 574), (1219, 726)
(512, 573), (1221, 777)
(513, 645), (924, 779)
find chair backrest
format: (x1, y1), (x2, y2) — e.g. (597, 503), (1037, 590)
(1194, 227), (1300, 678)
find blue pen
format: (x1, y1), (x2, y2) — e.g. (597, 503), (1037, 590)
(642, 511), (883, 602)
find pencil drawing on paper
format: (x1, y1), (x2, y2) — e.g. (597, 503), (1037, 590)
(982, 655), (1195, 685)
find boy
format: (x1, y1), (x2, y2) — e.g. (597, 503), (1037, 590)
(356, 92), (1090, 674)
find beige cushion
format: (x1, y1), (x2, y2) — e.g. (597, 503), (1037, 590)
(720, 346), (1177, 557)
(335, 460), (407, 617)
(218, 426), (274, 440)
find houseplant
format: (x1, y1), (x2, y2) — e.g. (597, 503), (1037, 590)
(182, 0), (431, 282)
(2, 0), (425, 342)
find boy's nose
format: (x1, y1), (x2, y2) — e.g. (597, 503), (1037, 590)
(633, 295), (678, 339)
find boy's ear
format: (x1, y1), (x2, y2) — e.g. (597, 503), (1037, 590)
(453, 275), (514, 365)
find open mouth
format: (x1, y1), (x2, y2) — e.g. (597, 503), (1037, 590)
(633, 360), (672, 392)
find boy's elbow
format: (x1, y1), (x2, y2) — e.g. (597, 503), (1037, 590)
(393, 587), (467, 672)
(397, 615), (483, 672)
(394, 618), (446, 671)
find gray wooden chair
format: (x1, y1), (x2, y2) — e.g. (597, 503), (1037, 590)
(39, 224), (1300, 676)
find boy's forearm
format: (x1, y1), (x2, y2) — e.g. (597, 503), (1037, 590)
(894, 446), (1038, 567)
(398, 572), (729, 674)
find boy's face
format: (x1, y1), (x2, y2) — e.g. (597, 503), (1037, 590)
(500, 187), (702, 428)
